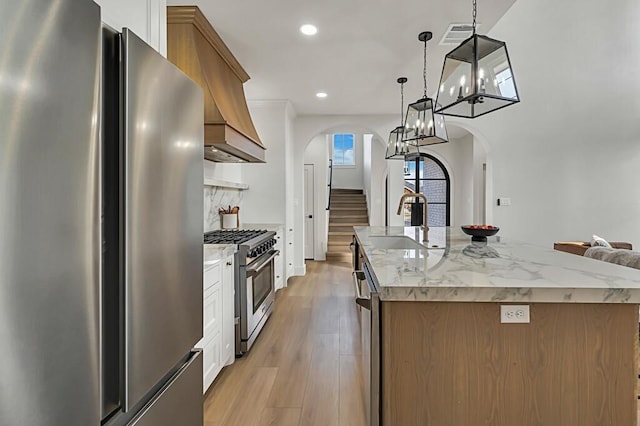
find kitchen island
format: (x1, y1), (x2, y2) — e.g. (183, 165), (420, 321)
(354, 226), (640, 425)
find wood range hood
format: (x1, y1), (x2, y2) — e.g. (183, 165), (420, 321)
(167, 6), (265, 163)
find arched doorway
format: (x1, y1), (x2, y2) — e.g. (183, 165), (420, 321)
(402, 153), (451, 227)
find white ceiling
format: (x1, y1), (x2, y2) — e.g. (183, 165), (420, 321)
(167, 0), (517, 116)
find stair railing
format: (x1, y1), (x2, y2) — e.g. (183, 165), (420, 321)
(326, 159), (333, 210)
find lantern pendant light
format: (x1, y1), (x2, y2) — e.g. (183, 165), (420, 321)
(402, 31), (448, 147)
(386, 77), (418, 159)
(435, 0), (520, 118)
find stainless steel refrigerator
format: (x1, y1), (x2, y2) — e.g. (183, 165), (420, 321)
(0, 1), (204, 425)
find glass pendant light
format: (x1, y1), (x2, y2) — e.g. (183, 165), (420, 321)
(435, 0), (520, 118)
(385, 77), (417, 159)
(402, 31), (448, 147)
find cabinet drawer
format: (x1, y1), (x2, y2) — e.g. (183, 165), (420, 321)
(202, 333), (221, 393)
(203, 285), (221, 339)
(204, 262), (221, 290)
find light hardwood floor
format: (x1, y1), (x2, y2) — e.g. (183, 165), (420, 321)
(204, 259), (640, 426)
(203, 260), (366, 426)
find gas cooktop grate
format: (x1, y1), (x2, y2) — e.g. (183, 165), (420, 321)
(204, 229), (269, 245)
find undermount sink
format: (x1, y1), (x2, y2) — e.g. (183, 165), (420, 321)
(369, 236), (427, 250)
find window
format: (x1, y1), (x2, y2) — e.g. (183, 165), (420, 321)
(496, 68), (517, 99)
(402, 154), (450, 227)
(332, 134), (355, 166)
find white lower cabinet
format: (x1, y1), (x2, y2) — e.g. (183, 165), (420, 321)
(199, 253), (235, 394)
(203, 286), (221, 349)
(286, 227), (294, 279)
(221, 256), (235, 366)
(202, 333), (221, 393)
(273, 228), (285, 290)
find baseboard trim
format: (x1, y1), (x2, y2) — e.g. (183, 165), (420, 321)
(294, 265), (306, 276)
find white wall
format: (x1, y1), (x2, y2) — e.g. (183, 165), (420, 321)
(242, 100), (299, 278)
(284, 103), (297, 275)
(331, 133), (364, 190)
(421, 134), (475, 226)
(472, 136), (488, 224)
(304, 135), (330, 260)
(294, 115), (402, 259)
(462, 0), (640, 247)
(242, 101), (287, 225)
(386, 160), (406, 226)
(280, 0), (640, 266)
(203, 161), (243, 183)
(95, 0), (166, 55)
(363, 135), (373, 218)
(362, 135), (387, 226)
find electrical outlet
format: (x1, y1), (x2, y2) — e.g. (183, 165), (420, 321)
(500, 305), (530, 323)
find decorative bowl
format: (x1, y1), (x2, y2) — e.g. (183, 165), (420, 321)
(461, 225), (499, 242)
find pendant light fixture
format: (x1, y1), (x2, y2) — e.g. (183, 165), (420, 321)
(402, 31), (448, 147)
(435, 0), (520, 118)
(386, 77), (417, 159)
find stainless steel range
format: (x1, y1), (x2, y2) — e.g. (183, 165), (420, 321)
(204, 229), (279, 355)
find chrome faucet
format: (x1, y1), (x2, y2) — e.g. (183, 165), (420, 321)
(397, 193), (429, 242)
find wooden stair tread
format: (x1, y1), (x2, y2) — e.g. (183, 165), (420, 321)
(330, 189), (363, 194)
(329, 221), (369, 225)
(330, 207), (368, 210)
(326, 189), (368, 259)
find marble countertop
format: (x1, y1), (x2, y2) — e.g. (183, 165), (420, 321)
(354, 226), (640, 303)
(204, 244), (236, 265)
(242, 223), (284, 232)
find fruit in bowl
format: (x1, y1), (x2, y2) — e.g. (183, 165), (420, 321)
(461, 225), (500, 242)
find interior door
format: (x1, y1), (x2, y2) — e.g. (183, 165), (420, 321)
(304, 164), (315, 259)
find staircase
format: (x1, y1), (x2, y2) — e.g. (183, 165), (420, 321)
(327, 189), (369, 262)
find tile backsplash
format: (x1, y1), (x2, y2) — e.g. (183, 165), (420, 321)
(204, 186), (244, 232)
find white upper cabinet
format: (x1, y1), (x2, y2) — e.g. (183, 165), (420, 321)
(95, 0), (167, 56)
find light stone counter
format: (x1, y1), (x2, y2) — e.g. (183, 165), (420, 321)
(354, 226), (640, 303)
(242, 223), (284, 233)
(204, 244), (236, 266)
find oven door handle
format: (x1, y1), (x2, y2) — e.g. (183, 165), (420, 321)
(352, 270), (371, 310)
(247, 250), (280, 274)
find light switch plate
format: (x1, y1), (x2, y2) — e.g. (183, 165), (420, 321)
(497, 197), (511, 206)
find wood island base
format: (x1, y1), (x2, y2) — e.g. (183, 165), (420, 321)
(381, 302), (638, 425)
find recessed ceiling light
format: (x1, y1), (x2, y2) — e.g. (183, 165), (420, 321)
(316, 92), (328, 98)
(300, 24), (318, 36)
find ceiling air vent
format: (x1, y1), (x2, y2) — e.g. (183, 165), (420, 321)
(439, 23), (479, 45)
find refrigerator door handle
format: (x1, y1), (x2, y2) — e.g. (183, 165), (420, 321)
(129, 351), (203, 426)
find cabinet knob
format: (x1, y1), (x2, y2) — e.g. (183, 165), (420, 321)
(289, 228), (293, 231)
(226, 261), (232, 266)
(289, 242), (292, 245)
(276, 275), (280, 278)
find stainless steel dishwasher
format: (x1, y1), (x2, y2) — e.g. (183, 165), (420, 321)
(353, 260), (380, 426)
